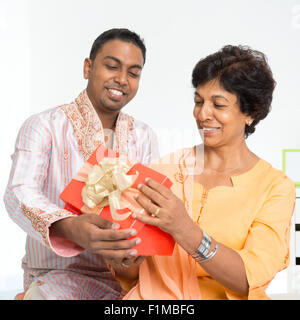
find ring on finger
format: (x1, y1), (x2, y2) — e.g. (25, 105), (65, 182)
(151, 207), (160, 218)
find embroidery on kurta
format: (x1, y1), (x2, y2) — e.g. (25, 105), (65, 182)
(20, 203), (73, 247)
(62, 90), (135, 161)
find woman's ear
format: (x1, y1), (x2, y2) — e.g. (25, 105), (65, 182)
(245, 117), (253, 126)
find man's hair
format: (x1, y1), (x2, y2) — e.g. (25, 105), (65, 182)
(89, 28), (146, 64)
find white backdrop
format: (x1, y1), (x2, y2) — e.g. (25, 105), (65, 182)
(1, 0), (300, 297)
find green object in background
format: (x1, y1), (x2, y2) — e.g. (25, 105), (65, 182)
(282, 149), (300, 187)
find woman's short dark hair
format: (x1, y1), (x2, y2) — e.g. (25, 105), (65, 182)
(89, 28), (146, 64)
(192, 45), (276, 138)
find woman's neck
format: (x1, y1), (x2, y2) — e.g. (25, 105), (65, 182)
(203, 140), (255, 173)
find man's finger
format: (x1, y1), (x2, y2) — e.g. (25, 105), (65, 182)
(90, 237), (140, 251)
(82, 213), (120, 230)
(91, 228), (137, 241)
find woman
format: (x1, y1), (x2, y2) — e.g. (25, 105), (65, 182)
(106, 45), (295, 300)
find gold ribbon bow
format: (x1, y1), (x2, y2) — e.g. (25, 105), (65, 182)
(80, 158), (139, 221)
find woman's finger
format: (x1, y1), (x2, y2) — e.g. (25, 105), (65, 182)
(138, 183), (167, 207)
(145, 178), (173, 199)
(135, 193), (159, 216)
(132, 211), (160, 227)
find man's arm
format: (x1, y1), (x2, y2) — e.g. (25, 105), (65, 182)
(49, 214), (140, 260)
(3, 115), (81, 256)
(4, 114), (138, 259)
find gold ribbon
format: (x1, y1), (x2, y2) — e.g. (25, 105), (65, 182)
(74, 158), (141, 221)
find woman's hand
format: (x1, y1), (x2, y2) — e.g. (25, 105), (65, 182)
(132, 178), (197, 244)
(132, 179), (249, 296)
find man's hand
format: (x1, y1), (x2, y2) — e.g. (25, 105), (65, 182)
(105, 255), (146, 280)
(50, 213), (140, 260)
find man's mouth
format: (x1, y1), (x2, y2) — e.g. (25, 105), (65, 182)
(108, 88), (124, 96)
(106, 88), (126, 101)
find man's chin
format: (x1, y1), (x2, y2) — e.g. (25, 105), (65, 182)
(102, 102), (126, 113)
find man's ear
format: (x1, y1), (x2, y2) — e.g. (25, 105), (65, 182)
(83, 58), (92, 79)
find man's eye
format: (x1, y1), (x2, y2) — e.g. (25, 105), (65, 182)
(106, 65), (117, 69)
(194, 101), (203, 105)
(129, 72), (139, 78)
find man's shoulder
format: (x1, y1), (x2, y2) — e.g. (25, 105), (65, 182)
(22, 105), (68, 128)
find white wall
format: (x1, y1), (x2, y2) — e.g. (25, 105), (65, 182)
(0, 0), (29, 296)
(1, 0), (300, 297)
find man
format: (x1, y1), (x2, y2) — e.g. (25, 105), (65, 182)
(4, 28), (159, 300)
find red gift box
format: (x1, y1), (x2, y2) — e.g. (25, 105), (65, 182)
(60, 145), (175, 256)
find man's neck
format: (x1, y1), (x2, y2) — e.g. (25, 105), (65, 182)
(96, 111), (119, 130)
(85, 89), (120, 130)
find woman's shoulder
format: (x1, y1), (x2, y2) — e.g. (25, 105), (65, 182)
(254, 158), (295, 193)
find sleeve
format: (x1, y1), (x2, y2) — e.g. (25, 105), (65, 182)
(3, 115), (83, 257)
(226, 175), (296, 300)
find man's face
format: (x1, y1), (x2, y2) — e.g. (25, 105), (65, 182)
(84, 39), (144, 115)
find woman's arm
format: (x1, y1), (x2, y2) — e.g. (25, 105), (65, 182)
(133, 178), (249, 296)
(174, 221), (249, 296)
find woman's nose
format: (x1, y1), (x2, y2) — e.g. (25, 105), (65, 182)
(194, 103), (213, 121)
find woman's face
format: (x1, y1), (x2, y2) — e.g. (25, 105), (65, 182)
(193, 79), (252, 148)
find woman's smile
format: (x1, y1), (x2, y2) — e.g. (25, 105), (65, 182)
(201, 126), (221, 136)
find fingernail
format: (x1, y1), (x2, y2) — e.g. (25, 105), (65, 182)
(129, 249), (137, 256)
(145, 177), (150, 182)
(137, 184), (142, 189)
(111, 223), (120, 229)
(135, 238), (141, 245)
(130, 229), (137, 236)
(139, 209), (145, 214)
(132, 213), (137, 219)
(134, 194), (138, 199)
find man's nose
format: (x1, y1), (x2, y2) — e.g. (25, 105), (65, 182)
(114, 70), (128, 86)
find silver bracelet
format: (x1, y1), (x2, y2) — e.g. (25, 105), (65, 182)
(195, 243), (219, 263)
(191, 231), (219, 263)
(193, 231), (211, 259)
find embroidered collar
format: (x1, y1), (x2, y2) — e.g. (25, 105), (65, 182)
(62, 90), (134, 160)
